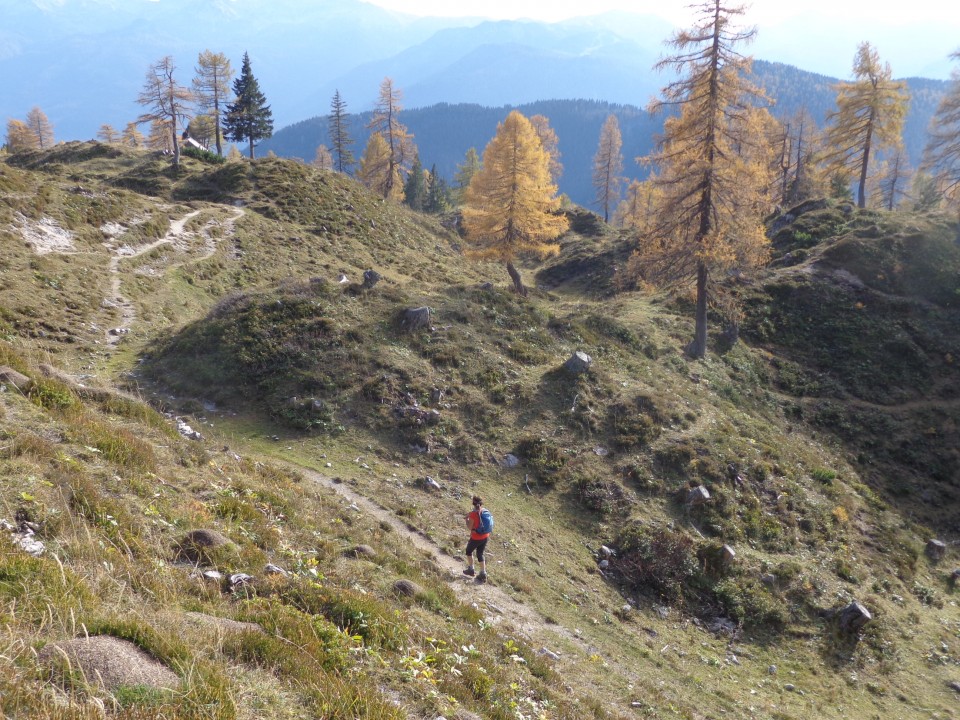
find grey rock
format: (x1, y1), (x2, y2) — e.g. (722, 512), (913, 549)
(228, 573), (253, 590)
(599, 545), (614, 558)
(838, 601), (872, 634)
(563, 350), (593, 375)
(538, 647), (561, 661)
(598, 559), (610, 570)
(687, 485), (711, 506)
(926, 539), (947, 561)
(0, 366), (31, 391)
(784, 684), (796, 692)
(768, 665), (778, 675)
(502, 453), (520, 468)
(393, 579), (421, 597)
(264, 563), (289, 576)
(350, 544), (377, 558)
(948, 681), (960, 693)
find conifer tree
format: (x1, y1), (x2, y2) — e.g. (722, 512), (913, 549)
(357, 132), (403, 201)
(26, 107), (55, 149)
(453, 147), (481, 204)
(122, 122), (144, 148)
(530, 114), (563, 183)
(137, 56), (193, 166)
(822, 42), (908, 208)
(637, 0), (773, 359)
(366, 78), (415, 200)
(192, 50), (233, 156)
(328, 90), (355, 174)
(922, 49), (960, 206)
(97, 125), (120, 143)
(463, 110), (569, 297)
(592, 114), (624, 222)
(403, 154), (427, 211)
(223, 52), (273, 159)
(614, 178), (660, 232)
(312, 144), (334, 170)
(5, 119), (36, 152)
(425, 164), (452, 214)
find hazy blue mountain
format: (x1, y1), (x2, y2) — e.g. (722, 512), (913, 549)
(263, 66), (946, 208)
(1, 0), (464, 140)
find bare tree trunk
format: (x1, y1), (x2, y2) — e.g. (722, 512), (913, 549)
(506, 261), (527, 297)
(687, 262), (708, 359)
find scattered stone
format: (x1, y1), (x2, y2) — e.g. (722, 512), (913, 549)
(654, 605), (671, 620)
(502, 454), (520, 469)
(760, 573), (777, 588)
(393, 579), (421, 597)
(176, 417), (202, 441)
(184, 611), (264, 635)
(400, 306), (432, 332)
(630, 701), (642, 708)
(926, 539), (947, 561)
(228, 573), (253, 591)
(951, 569), (960, 587)
(361, 268), (382, 289)
(687, 485), (711, 506)
(948, 680), (960, 694)
(38, 636), (180, 691)
(768, 665), (778, 675)
(621, 604), (632, 615)
(422, 476), (442, 491)
(563, 350), (593, 375)
(838, 601), (872, 634)
(718, 544), (736, 568)
(173, 529), (232, 564)
(430, 387), (444, 404)
(201, 570), (223, 582)
(598, 545), (614, 559)
(263, 563), (289, 576)
(598, 559), (610, 570)
(350, 544), (377, 558)
(593, 446), (609, 457)
(453, 710), (483, 720)
(538, 647), (561, 661)
(784, 683), (796, 692)
(709, 617), (738, 636)
(0, 366), (31, 391)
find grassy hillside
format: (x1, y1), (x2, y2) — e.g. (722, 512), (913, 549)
(1, 142), (959, 720)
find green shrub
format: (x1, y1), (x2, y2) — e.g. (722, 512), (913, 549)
(516, 437), (567, 482)
(182, 145), (226, 165)
(613, 524), (699, 602)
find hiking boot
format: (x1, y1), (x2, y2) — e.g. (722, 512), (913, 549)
(463, 567), (475, 577)
(476, 571), (487, 583)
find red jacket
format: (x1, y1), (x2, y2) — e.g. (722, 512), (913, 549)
(467, 509), (490, 540)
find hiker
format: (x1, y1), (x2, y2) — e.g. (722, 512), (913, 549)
(463, 495), (492, 582)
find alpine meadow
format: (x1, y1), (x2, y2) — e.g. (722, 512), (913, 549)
(2, 1), (960, 719)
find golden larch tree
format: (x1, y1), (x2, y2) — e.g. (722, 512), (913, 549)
(122, 122), (144, 148)
(5, 119), (37, 152)
(822, 42), (908, 209)
(97, 124), (120, 143)
(312, 144), (334, 170)
(637, 0), (773, 358)
(366, 78), (415, 200)
(529, 114), (563, 184)
(593, 114), (624, 222)
(357, 132), (403, 201)
(922, 49), (960, 208)
(26, 107), (55, 149)
(462, 110), (569, 297)
(192, 50), (233, 156)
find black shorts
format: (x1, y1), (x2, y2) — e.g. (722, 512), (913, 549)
(465, 537), (488, 561)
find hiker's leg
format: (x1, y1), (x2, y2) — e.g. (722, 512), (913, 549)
(465, 539), (478, 570)
(476, 539), (488, 575)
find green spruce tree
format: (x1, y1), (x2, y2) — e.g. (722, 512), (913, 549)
(403, 155), (427, 211)
(328, 89), (355, 174)
(223, 52), (273, 159)
(425, 164), (452, 214)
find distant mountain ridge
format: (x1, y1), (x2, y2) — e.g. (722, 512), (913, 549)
(2, 0), (952, 151)
(263, 65), (946, 207)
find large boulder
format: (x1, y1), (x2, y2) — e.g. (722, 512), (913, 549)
(838, 601), (872, 634)
(563, 351), (593, 375)
(38, 636), (180, 692)
(0, 366), (31, 391)
(173, 529), (233, 565)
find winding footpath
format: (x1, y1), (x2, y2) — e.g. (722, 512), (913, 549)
(104, 206), (244, 346)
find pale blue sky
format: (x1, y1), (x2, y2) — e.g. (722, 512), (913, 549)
(362, 0), (960, 79)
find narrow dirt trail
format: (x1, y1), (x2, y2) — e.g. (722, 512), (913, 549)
(105, 207), (244, 345)
(295, 466), (601, 662)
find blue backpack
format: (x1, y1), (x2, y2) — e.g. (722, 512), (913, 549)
(477, 509), (494, 535)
